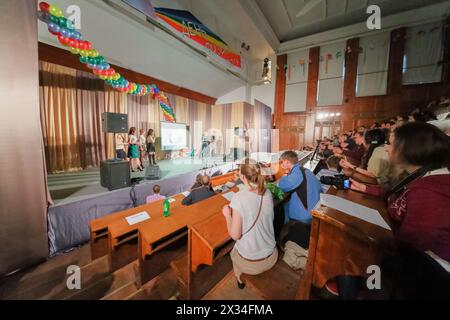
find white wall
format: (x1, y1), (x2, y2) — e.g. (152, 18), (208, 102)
(250, 82), (275, 111)
(216, 85), (251, 104)
(37, 0), (246, 98)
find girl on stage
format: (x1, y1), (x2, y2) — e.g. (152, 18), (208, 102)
(146, 128), (157, 165)
(127, 127), (143, 172)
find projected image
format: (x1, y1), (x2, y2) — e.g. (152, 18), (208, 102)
(161, 122), (188, 151)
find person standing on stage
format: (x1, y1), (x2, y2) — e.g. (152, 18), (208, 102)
(146, 128), (157, 166)
(201, 131), (210, 159)
(139, 128), (147, 168)
(127, 127), (143, 172)
(115, 133), (128, 160)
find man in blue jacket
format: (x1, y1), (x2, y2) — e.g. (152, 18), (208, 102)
(278, 150), (323, 224)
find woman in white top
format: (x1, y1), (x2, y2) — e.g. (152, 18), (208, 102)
(222, 159), (277, 289)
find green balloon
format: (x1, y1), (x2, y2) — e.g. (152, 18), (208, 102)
(59, 17), (68, 28)
(50, 15), (59, 24)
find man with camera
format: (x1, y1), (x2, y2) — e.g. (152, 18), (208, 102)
(277, 151), (323, 248)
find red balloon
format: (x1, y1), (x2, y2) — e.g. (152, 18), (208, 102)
(39, 2), (50, 13)
(49, 29), (60, 36)
(68, 39), (77, 48)
(93, 69), (101, 75)
(101, 69), (109, 77)
(108, 69), (115, 77)
(84, 41), (92, 50)
(58, 35), (69, 45)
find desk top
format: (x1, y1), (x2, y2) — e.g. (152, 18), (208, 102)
(139, 188), (238, 246)
(191, 213), (230, 250)
(107, 193), (185, 239)
(313, 187), (394, 248)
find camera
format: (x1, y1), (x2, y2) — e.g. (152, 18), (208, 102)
(320, 174), (351, 190)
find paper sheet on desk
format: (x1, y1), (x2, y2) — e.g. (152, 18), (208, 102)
(319, 194), (391, 230)
(222, 191), (235, 202)
(125, 211), (150, 226)
(181, 191), (190, 197)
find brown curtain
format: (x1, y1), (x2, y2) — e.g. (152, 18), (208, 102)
(40, 62), (154, 172)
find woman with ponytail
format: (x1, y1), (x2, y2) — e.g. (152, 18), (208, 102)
(340, 128), (391, 185)
(222, 158), (277, 289)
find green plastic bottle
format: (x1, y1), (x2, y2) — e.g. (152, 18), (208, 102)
(163, 197), (170, 217)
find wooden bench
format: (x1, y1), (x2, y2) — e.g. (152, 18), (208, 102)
(89, 193), (185, 268)
(138, 189), (238, 288)
(241, 259), (302, 300)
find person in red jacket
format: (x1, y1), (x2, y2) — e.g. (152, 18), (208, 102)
(350, 122), (450, 263)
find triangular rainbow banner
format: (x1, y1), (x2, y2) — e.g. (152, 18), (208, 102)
(37, 2), (176, 122)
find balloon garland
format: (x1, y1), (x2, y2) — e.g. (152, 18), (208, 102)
(37, 2), (176, 122)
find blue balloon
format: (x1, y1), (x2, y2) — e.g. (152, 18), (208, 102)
(48, 22), (60, 34)
(73, 31), (82, 40)
(87, 63), (96, 69)
(60, 28), (70, 37)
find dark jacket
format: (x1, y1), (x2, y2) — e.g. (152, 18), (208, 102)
(182, 185), (216, 206)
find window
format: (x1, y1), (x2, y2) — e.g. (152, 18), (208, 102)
(317, 42), (346, 106)
(356, 32), (390, 97)
(285, 49), (309, 113)
(402, 21), (444, 85)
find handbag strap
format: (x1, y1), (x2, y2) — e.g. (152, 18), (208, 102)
(242, 193), (264, 237)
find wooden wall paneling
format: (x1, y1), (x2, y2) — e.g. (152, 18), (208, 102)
(304, 47), (320, 147)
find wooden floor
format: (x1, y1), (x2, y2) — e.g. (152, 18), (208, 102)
(0, 245), (270, 300)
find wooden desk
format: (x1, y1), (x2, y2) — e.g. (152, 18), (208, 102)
(210, 172), (237, 187)
(190, 213), (233, 272)
(296, 187), (394, 299)
(89, 193), (184, 268)
(137, 188), (238, 287)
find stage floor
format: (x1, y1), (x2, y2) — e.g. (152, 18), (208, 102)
(48, 156), (229, 205)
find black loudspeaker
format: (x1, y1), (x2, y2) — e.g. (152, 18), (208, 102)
(100, 160), (131, 190)
(101, 112), (128, 133)
(145, 165), (161, 180)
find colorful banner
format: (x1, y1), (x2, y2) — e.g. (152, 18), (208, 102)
(37, 1), (176, 122)
(154, 8), (242, 69)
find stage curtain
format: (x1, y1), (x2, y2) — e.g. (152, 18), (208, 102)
(40, 62), (80, 172)
(40, 61), (149, 172)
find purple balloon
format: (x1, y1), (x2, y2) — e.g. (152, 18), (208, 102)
(38, 11), (50, 23)
(48, 22), (60, 34)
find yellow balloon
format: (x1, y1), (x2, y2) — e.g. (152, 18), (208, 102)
(70, 47), (80, 55)
(89, 50), (99, 58)
(132, 83), (137, 91)
(113, 73), (120, 81)
(80, 50), (89, 57)
(99, 75), (107, 80)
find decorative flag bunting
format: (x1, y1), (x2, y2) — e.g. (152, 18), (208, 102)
(37, 2), (176, 122)
(154, 8), (241, 69)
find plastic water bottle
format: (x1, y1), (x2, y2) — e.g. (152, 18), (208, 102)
(163, 197), (170, 217)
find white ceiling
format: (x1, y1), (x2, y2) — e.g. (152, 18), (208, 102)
(254, 0), (448, 42)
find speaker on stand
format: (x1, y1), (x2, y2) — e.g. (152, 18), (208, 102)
(100, 112), (131, 190)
